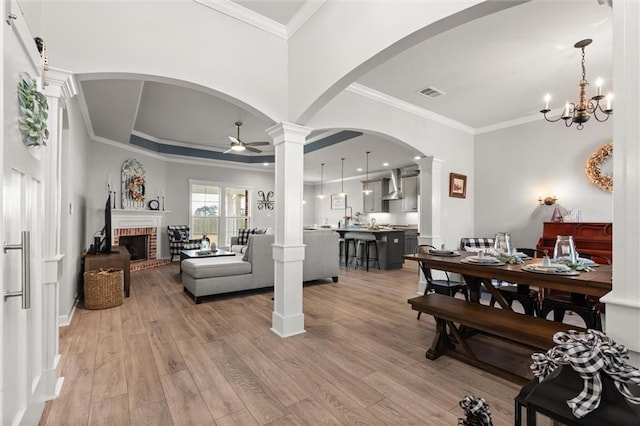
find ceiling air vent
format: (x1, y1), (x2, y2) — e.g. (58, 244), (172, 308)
(417, 86), (445, 99)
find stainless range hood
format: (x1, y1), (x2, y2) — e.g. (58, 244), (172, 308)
(382, 169), (404, 200)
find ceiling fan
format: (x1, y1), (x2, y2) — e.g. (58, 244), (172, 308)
(224, 121), (269, 154)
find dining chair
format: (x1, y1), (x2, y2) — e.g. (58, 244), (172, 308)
(538, 254), (609, 330)
(415, 244), (468, 319)
(488, 248), (542, 316)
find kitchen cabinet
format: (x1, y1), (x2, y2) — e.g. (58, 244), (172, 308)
(401, 176), (419, 212)
(403, 229), (418, 254)
(362, 178), (389, 213)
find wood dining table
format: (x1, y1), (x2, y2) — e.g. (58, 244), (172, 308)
(405, 251), (613, 382)
(404, 251), (612, 311)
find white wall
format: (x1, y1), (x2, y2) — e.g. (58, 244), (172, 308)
(474, 119), (613, 248)
(59, 97), (90, 324)
(86, 142), (275, 257)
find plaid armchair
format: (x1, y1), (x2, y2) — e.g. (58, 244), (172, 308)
(168, 225), (201, 261)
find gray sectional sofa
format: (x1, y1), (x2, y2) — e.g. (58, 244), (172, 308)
(181, 230), (339, 303)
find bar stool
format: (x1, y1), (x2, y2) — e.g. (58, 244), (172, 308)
(354, 234), (379, 271)
(339, 234), (357, 266)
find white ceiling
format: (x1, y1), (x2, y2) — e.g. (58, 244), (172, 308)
(77, 0), (613, 183)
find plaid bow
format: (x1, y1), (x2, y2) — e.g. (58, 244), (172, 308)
(531, 329), (640, 418)
(457, 395), (493, 426)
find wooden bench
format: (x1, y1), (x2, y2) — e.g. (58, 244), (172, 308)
(408, 293), (585, 384)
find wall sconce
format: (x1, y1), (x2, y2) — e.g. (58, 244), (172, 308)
(538, 195), (558, 205)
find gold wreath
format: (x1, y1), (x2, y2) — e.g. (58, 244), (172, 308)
(585, 142), (613, 192)
(128, 175), (146, 201)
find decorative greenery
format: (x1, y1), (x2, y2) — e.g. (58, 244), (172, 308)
(585, 142), (613, 192)
(555, 258), (594, 272)
(495, 253), (524, 264)
(17, 72), (49, 147)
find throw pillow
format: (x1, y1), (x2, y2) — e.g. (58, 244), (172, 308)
(172, 230), (183, 241)
(237, 228), (253, 245)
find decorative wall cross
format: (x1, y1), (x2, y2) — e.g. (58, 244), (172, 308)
(257, 190), (274, 210)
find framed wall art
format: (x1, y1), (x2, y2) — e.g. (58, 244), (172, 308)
(449, 173), (467, 199)
(331, 194), (346, 209)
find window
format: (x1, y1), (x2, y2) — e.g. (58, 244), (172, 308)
(225, 187), (249, 245)
(189, 181), (250, 247)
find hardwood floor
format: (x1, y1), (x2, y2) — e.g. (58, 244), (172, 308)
(40, 262), (521, 425)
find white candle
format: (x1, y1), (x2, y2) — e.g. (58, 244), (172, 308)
(544, 93), (550, 110)
(606, 93), (613, 110)
(595, 77), (603, 96)
(562, 102), (570, 117)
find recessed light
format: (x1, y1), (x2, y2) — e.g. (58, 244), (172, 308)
(263, 162), (269, 166)
(356, 168), (363, 172)
(382, 162), (389, 167)
(414, 156), (421, 160)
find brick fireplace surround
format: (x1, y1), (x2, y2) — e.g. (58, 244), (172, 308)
(111, 210), (170, 272)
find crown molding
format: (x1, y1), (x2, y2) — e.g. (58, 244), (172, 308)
(287, 0), (326, 38)
(474, 111), (547, 134)
(45, 67), (78, 100)
(346, 83), (475, 135)
(194, 0), (287, 39)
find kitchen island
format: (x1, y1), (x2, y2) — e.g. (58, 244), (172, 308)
(335, 227), (405, 270)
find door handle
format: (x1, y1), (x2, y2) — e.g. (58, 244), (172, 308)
(3, 230), (31, 309)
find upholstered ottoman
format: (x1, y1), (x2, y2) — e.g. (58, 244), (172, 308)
(181, 256), (252, 303)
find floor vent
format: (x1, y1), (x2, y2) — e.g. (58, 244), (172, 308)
(417, 86), (445, 99)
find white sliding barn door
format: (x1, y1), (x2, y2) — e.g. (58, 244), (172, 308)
(2, 1), (53, 423)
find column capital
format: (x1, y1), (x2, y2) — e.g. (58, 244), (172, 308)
(415, 156), (445, 171)
(266, 122), (313, 146)
(43, 67), (77, 100)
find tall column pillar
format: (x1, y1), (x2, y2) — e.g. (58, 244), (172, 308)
(415, 156), (444, 293)
(41, 67), (77, 398)
(602, 1), (640, 367)
(266, 122), (313, 337)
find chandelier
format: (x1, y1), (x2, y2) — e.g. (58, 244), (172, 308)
(540, 39), (613, 130)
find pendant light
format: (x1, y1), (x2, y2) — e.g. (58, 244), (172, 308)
(317, 163), (326, 199)
(363, 151), (372, 194)
(339, 158), (347, 197)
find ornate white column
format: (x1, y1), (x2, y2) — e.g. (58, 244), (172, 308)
(41, 67), (77, 399)
(266, 122), (313, 337)
(601, 1), (640, 367)
(414, 156), (445, 294)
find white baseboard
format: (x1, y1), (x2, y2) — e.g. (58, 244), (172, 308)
(58, 296), (78, 327)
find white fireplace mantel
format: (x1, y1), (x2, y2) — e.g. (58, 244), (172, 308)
(112, 209), (170, 259)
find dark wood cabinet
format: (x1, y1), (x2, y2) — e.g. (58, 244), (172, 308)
(84, 246), (131, 297)
(536, 222), (612, 262)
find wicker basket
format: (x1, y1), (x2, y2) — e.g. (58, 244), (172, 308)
(84, 268), (124, 309)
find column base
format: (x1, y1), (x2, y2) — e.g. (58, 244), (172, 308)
(271, 311), (305, 338)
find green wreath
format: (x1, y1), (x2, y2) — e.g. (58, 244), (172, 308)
(17, 72), (49, 147)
